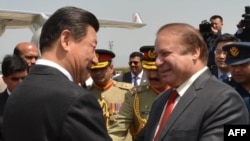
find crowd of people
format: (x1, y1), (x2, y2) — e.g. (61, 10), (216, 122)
(0, 6), (249, 141)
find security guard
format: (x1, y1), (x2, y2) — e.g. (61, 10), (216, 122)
(108, 45), (170, 141)
(88, 49), (133, 129)
(223, 42), (250, 121)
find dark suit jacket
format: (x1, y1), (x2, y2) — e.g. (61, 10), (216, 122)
(210, 69), (238, 88)
(136, 69), (249, 141)
(210, 69), (219, 78)
(0, 90), (9, 117)
(235, 85), (250, 122)
(0, 89), (8, 141)
(114, 71), (148, 86)
(3, 65), (112, 141)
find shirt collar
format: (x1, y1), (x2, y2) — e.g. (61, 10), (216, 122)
(36, 59), (73, 81)
(218, 69), (231, 78)
(131, 70), (143, 78)
(7, 88), (11, 96)
(176, 67), (208, 97)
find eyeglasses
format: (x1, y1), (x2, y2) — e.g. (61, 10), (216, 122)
(214, 49), (227, 55)
(129, 61), (140, 65)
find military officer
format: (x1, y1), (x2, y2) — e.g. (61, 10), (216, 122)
(223, 42), (250, 121)
(108, 45), (171, 141)
(88, 49), (133, 129)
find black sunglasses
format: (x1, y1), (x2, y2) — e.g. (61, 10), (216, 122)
(129, 61), (140, 65)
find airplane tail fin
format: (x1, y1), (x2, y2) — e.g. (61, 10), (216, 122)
(133, 12), (143, 24)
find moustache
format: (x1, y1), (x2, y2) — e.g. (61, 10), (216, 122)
(149, 78), (160, 81)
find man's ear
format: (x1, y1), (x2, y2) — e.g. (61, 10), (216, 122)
(109, 64), (114, 70)
(192, 47), (200, 60)
(60, 29), (72, 51)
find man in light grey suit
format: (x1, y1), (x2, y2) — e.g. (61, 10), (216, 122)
(114, 51), (148, 86)
(135, 23), (249, 141)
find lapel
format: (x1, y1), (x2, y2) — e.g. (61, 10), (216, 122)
(3, 90), (9, 99)
(157, 69), (212, 140)
(210, 69), (219, 78)
(0, 89), (9, 103)
(140, 71), (148, 85)
(123, 72), (132, 83)
(0, 89), (9, 115)
(148, 89), (173, 140)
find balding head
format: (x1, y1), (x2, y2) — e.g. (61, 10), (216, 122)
(14, 42), (39, 70)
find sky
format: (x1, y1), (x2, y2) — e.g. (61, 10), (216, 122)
(0, 0), (249, 67)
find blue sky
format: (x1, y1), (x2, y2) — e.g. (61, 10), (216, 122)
(0, 0), (249, 67)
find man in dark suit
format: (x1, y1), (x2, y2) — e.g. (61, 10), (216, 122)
(201, 15), (223, 71)
(3, 6), (112, 141)
(210, 33), (239, 83)
(0, 55), (28, 141)
(114, 51), (148, 86)
(136, 23), (249, 141)
(13, 42), (39, 72)
(0, 42), (39, 92)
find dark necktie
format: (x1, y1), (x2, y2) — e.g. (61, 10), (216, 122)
(154, 90), (179, 141)
(133, 76), (138, 86)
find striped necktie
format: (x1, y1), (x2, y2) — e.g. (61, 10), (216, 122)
(133, 76), (138, 86)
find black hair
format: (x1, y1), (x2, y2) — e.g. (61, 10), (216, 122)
(39, 6), (99, 53)
(216, 33), (240, 45)
(129, 51), (143, 61)
(210, 15), (223, 22)
(1, 55), (28, 77)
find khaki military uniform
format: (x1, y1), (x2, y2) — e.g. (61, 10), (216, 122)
(108, 84), (161, 141)
(88, 80), (133, 128)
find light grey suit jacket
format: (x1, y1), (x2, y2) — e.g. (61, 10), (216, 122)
(113, 71), (148, 86)
(136, 69), (249, 141)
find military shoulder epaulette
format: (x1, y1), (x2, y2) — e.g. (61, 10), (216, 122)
(129, 85), (150, 95)
(113, 81), (133, 90)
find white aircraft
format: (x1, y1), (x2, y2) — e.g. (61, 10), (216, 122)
(0, 9), (146, 45)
